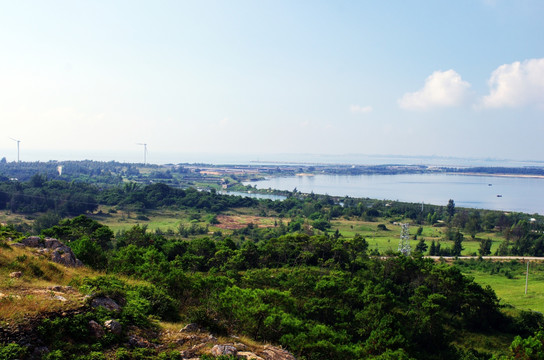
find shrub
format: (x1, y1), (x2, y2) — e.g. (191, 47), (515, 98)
(0, 343), (28, 360)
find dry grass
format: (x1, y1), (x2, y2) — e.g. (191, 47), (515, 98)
(0, 244), (95, 323)
(0, 286), (85, 322)
(216, 214), (277, 230)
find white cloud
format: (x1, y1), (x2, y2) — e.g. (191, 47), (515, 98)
(398, 70), (471, 110)
(350, 105), (373, 114)
(481, 58), (544, 109)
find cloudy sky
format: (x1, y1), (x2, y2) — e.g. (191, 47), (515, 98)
(1, 0), (543, 164)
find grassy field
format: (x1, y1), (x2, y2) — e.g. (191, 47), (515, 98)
(457, 260), (544, 313)
(330, 218), (505, 255)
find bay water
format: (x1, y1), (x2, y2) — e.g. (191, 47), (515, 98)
(244, 174), (544, 215)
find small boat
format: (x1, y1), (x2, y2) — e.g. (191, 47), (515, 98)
(497, 194), (502, 197)
(488, 184), (492, 186)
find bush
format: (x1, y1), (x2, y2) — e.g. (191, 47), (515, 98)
(115, 348), (131, 360)
(0, 343), (28, 360)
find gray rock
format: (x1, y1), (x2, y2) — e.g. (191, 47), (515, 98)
(261, 345), (296, 360)
(88, 320), (105, 338)
(44, 238), (64, 249)
(91, 297), (122, 312)
(21, 236), (41, 247)
(53, 295), (67, 301)
(211, 344), (237, 356)
(9, 271), (22, 278)
(104, 319), (122, 335)
(51, 247), (82, 267)
(180, 323), (201, 333)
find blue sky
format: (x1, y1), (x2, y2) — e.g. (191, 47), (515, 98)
(1, 1), (543, 163)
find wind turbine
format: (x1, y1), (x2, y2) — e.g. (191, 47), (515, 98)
(137, 143), (148, 164)
(9, 137), (21, 162)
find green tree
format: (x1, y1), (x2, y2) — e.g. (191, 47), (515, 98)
(415, 239), (428, 254)
(429, 240), (437, 256)
(451, 230), (464, 257)
(69, 236), (107, 269)
(446, 199), (456, 218)
(478, 238), (492, 256)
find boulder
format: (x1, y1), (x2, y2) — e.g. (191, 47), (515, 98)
(104, 319), (122, 335)
(91, 297), (122, 312)
(88, 320), (104, 338)
(51, 247), (82, 267)
(21, 236), (41, 247)
(211, 344), (237, 356)
(260, 345), (296, 360)
(44, 238), (64, 249)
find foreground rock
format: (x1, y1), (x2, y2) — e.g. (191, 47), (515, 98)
(211, 344), (237, 356)
(162, 326), (296, 360)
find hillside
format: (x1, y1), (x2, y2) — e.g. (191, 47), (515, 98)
(2, 177), (544, 359)
(0, 235), (297, 360)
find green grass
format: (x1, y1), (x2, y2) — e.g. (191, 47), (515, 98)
(459, 261), (544, 313)
(468, 271), (544, 313)
(91, 208), (192, 233)
(330, 218), (507, 256)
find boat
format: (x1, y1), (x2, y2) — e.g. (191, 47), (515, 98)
(497, 194), (502, 197)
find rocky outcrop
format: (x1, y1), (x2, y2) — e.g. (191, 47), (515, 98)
(21, 236), (41, 247)
(162, 326), (296, 360)
(14, 237), (83, 267)
(211, 344), (238, 356)
(261, 345), (296, 360)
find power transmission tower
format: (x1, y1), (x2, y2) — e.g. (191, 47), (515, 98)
(398, 223), (411, 255)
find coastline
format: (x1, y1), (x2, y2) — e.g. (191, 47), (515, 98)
(451, 172), (544, 179)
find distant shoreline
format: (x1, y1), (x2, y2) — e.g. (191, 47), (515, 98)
(452, 172), (544, 179)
